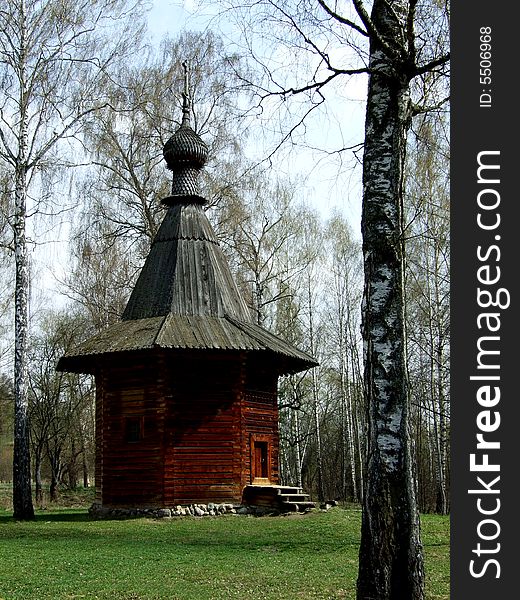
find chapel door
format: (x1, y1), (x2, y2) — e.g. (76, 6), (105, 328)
(252, 440), (269, 482)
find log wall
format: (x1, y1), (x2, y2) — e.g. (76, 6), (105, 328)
(94, 350), (281, 508)
(96, 354), (166, 507)
(243, 390), (280, 485)
(164, 353), (244, 504)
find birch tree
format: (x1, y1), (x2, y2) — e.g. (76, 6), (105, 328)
(405, 114), (450, 514)
(216, 175), (305, 325)
(0, 0), (146, 519)
(215, 0), (449, 597)
(323, 213), (364, 502)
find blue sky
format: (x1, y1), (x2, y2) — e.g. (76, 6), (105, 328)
(145, 0), (365, 232)
(23, 0), (365, 334)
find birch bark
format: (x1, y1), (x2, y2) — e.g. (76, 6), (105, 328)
(13, 163), (34, 519)
(12, 0), (34, 520)
(357, 1), (424, 597)
(1, 0), (146, 519)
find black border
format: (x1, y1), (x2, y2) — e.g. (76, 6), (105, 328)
(451, 2), (518, 597)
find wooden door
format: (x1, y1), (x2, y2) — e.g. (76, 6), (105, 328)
(253, 440), (269, 481)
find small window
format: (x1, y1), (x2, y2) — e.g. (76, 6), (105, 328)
(125, 417), (143, 443)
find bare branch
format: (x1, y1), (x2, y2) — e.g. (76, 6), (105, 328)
(275, 67), (369, 99)
(413, 52), (450, 77)
(27, 103), (109, 170)
(316, 0), (368, 37)
(352, 0), (398, 59)
(411, 95), (450, 117)
(0, 125), (16, 164)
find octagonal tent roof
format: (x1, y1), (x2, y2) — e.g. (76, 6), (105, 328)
(58, 63), (317, 376)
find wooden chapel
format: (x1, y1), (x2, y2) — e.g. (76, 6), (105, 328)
(57, 66), (317, 512)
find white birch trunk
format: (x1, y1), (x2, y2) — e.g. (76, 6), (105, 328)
(312, 373), (325, 501)
(357, 1), (424, 597)
(293, 407), (303, 489)
(345, 363), (359, 501)
(433, 243), (449, 515)
(348, 324), (365, 503)
(306, 276), (325, 502)
(12, 0), (34, 520)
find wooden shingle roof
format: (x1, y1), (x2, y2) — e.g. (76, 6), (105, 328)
(58, 69), (317, 376)
(57, 313), (317, 374)
(121, 203), (253, 323)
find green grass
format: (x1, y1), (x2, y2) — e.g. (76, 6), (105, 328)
(0, 483), (97, 511)
(0, 502), (449, 600)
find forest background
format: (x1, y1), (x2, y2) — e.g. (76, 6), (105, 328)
(0, 0), (449, 515)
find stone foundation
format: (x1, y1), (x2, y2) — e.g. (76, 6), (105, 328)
(88, 502), (280, 519)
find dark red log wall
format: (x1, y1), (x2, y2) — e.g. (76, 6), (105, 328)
(94, 350), (280, 508)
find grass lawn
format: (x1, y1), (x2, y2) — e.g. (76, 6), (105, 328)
(0, 498), (449, 600)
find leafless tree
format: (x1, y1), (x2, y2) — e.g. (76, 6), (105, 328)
(28, 310), (94, 502)
(64, 30), (253, 325)
(405, 113), (450, 514)
(0, 0), (147, 519)
(213, 1), (449, 597)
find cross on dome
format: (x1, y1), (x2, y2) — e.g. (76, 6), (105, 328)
(162, 60), (209, 203)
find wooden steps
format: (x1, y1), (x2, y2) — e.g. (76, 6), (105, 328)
(242, 484), (315, 513)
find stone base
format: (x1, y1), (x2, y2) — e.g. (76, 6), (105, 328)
(88, 502), (280, 519)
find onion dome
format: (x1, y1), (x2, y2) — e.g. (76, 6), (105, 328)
(57, 59), (318, 377)
(162, 61), (209, 205)
(163, 126), (208, 170)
